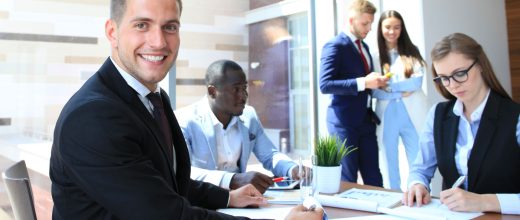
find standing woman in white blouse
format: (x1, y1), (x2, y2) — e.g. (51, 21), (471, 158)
(405, 33), (520, 214)
(373, 10), (429, 191)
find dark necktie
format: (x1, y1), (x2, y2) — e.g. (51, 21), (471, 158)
(355, 39), (370, 74)
(147, 93), (173, 157)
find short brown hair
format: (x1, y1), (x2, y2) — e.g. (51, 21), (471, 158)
(348, 0), (377, 18)
(431, 33), (509, 100)
(110, 0), (183, 24)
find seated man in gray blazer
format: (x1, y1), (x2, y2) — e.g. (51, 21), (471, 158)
(176, 59), (301, 193)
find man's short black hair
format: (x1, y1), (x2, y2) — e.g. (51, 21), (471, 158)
(110, 0), (183, 24)
(205, 60), (244, 87)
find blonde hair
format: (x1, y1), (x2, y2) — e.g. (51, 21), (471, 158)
(348, 0), (377, 18)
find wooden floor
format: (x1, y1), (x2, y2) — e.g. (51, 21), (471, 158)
(0, 155), (53, 220)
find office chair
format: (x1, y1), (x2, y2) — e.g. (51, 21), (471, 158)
(2, 160), (37, 220)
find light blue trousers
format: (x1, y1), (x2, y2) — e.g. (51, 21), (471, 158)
(382, 99), (419, 190)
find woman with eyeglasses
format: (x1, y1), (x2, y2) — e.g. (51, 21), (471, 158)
(404, 33), (519, 214)
(372, 10), (429, 191)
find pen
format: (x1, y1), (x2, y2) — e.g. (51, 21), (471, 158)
(272, 177), (288, 183)
(452, 175), (466, 188)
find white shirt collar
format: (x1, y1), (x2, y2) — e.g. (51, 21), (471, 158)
(110, 56), (160, 96)
(452, 89), (491, 122)
(204, 98), (238, 129)
(344, 30), (362, 44)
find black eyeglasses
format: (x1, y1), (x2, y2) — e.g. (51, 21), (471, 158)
(433, 60), (478, 87)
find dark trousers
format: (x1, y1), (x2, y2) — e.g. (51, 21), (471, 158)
(327, 114), (383, 187)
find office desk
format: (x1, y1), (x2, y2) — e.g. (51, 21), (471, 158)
(275, 182), (519, 220)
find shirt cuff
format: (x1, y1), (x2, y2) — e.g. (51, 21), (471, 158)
(356, 77), (365, 92)
(220, 173), (235, 190)
(287, 165), (298, 179)
(496, 194), (520, 215)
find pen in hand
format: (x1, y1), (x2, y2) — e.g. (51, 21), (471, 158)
(451, 175), (466, 189)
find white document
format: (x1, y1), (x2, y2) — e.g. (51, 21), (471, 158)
(317, 194), (379, 212)
(217, 207), (293, 220)
(331, 215), (408, 220)
(387, 199), (483, 220)
(263, 189), (302, 204)
(337, 188), (402, 208)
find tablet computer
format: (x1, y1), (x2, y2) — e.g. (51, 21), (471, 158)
(269, 180), (300, 190)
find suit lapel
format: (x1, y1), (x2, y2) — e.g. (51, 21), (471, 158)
(442, 108), (459, 180)
(467, 92), (499, 190)
(199, 106), (219, 167)
(238, 117), (251, 173)
(97, 58), (177, 188)
(161, 89), (189, 194)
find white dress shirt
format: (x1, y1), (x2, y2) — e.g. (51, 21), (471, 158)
(207, 101), (242, 188)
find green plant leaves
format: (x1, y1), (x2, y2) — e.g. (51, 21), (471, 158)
(314, 135), (357, 167)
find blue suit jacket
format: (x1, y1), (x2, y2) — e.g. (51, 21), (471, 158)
(319, 32), (374, 127)
(175, 98), (296, 186)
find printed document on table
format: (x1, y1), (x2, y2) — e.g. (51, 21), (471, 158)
(391, 198), (483, 220)
(218, 207), (293, 220)
(337, 188), (402, 208)
(263, 189), (301, 204)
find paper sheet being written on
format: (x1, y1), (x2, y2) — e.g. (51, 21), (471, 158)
(388, 198), (483, 220)
(217, 207), (293, 220)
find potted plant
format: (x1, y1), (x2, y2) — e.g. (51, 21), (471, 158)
(313, 135), (357, 194)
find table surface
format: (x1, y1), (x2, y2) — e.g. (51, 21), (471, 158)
(271, 182), (519, 220)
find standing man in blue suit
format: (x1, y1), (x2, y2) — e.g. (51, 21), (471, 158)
(319, 0), (388, 187)
(176, 60), (303, 194)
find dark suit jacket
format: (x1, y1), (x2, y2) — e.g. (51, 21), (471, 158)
(50, 58), (244, 220)
(319, 32), (374, 127)
(434, 91), (520, 193)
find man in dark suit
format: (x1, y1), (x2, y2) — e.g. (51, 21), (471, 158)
(319, 0), (388, 187)
(49, 0), (323, 219)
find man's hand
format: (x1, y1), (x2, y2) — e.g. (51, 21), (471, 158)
(365, 72), (389, 89)
(291, 166), (312, 181)
(285, 204), (324, 220)
(402, 183), (431, 207)
(440, 188), (500, 213)
(230, 171), (273, 194)
(228, 184), (267, 208)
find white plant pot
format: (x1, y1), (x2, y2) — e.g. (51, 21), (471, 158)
(315, 165), (342, 194)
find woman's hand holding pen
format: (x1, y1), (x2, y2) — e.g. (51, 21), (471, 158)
(440, 189), (501, 213)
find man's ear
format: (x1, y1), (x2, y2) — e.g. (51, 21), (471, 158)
(207, 85), (217, 99)
(105, 19), (118, 49)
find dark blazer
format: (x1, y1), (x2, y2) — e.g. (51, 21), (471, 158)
(50, 58), (243, 220)
(434, 91), (520, 193)
(319, 32), (374, 127)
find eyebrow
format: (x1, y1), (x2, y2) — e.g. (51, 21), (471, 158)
(129, 17), (180, 25)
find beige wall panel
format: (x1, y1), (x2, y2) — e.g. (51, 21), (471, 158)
(182, 32), (245, 46)
(1, 42), (107, 63)
(0, 11), (8, 19)
(36, 0), (108, 5)
(0, 54), (5, 61)
(232, 51), (248, 62)
(176, 60), (189, 68)
(15, 1), (107, 17)
(64, 56), (106, 64)
(0, 21), (54, 35)
(215, 44), (248, 51)
(179, 38), (216, 50)
(176, 67), (205, 79)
